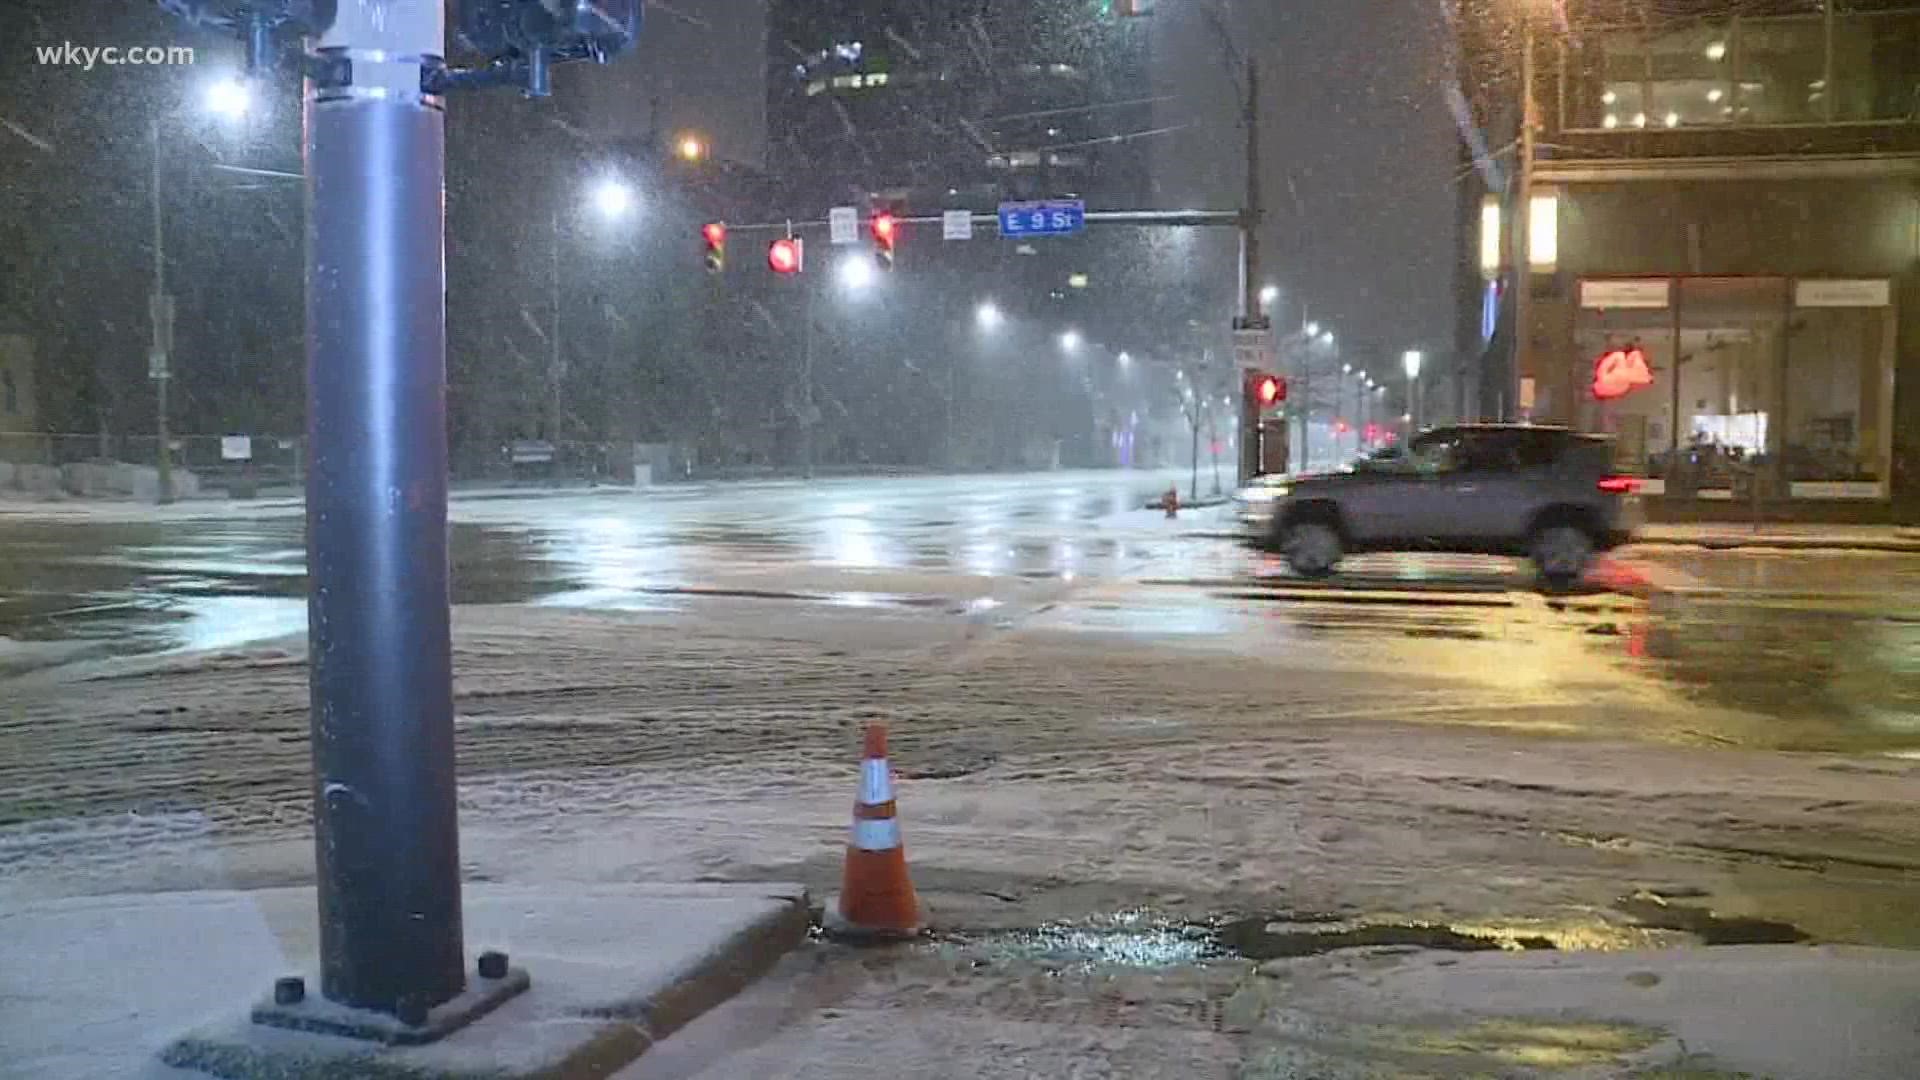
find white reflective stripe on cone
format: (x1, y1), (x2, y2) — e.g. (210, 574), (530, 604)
(851, 817), (902, 851)
(860, 759), (893, 805)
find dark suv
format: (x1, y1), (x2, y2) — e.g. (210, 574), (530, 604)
(1259, 424), (1644, 589)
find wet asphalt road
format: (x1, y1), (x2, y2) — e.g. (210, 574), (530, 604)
(3, 469), (1919, 754)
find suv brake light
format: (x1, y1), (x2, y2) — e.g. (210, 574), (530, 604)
(1597, 475), (1641, 494)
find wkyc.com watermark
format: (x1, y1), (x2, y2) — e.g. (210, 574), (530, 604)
(35, 42), (196, 71)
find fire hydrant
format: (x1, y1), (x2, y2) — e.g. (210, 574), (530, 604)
(1162, 486), (1180, 519)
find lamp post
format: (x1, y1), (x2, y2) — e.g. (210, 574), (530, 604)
(549, 175), (635, 441)
(148, 74), (254, 505)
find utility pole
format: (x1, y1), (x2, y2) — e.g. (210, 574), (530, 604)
(1510, 19), (1537, 423)
(302, 0), (466, 1022)
(149, 114), (174, 505)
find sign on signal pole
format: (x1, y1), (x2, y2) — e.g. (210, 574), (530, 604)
(943, 210), (973, 240)
(828, 206), (859, 245)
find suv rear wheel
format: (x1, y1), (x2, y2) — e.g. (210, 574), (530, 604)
(1281, 520), (1343, 579)
(1530, 524), (1594, 591)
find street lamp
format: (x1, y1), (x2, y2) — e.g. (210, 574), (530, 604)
(1305, 321), (1320, 336)
(975, 300), (1003, 330)
(676, 133), (707, 163)
(203, 75), (252, 120)
(1060, 329), (1083, 354)
(839, 253), (876, 292)
(1260, 284), (1280, 308)
(1116, 351), (1133, 370)
(590, 176), (635, 219)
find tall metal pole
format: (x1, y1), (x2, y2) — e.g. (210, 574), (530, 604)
(550, 207), (564, 441)
(150, 114), (174, 505)
(1511, 19), (1537, 423)
(802, 273), (816, 480)
(1237, 56), (1268, 488)
(304, 0), (465, 1018)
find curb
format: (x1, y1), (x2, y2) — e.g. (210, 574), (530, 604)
(1630, 537), (1920, 554)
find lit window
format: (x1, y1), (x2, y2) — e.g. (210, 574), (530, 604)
(1008, 150), (1041, 168)
(1705, 41), (1726, 62)
(1633, 112), (1648, 128)
(1663, 111), (1680, 128)
(1479, 195), (1501, 279)
(1706, 88), (1724, 103)
(805, 80), (826, 97)
(1601, 90), (1617, 106)
(1602, 113), (1619, 129)
(1529, 191), (1558, 272)
(832, 75), (860, 88)
(866, 72), (888, 86)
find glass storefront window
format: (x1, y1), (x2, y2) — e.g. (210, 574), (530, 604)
(1670, 278), (1788, 494)
(1783, 297), (1895, 491)
(1574, 298), (1678, 479)
(1577, 277), (1896, 500)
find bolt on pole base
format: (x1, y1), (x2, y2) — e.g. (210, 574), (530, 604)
(245, 956), (529, 1047)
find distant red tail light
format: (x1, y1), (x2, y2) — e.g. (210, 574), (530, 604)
(1597, 475), (1642, 494)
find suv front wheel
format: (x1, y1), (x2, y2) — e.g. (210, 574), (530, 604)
(1281, 520), (1344, 579)
(1530, 523), (1594, 591)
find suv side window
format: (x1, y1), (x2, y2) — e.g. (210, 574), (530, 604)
(1457, 432), (1527, 473)
(1405, 433), (1464, 475)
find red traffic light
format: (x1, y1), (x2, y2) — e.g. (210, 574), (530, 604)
(702, 222), (726, 248)
(870, 212), (897, 245)
(1248, 371), (1286, 410)
(768, 236), (803, 275)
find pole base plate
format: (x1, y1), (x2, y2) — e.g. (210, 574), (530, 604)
(249, 967), (530, 1046)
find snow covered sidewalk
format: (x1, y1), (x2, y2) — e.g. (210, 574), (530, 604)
(1634, 522), (1920, 553)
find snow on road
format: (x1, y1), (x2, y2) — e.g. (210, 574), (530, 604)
(5, 591), (1917, 955)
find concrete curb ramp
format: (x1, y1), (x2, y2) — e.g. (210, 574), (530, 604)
(0, 882), (808, 1079)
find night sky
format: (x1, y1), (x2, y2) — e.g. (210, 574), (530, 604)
(1, 0), (1458, 432)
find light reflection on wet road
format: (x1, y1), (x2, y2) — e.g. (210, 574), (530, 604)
(4, 470), (1920, 752)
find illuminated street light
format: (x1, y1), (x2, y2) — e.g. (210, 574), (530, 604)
(839, 253), (876, 292)
(676, 133), (707, 162)
(1320, 331), (1335, 345)
(1342, 363), (1352, 374)
(204, 75), (252, 119)
(975, 301), (1003, 329)
(590, 176), (635, 219)
(1305, 321), (1321, 335)
(1060, 329), (1083, 354)
(1403, 350), (1423, 380)
(1116, 351), (1133, 370)
(1260, 284), (1280, 307)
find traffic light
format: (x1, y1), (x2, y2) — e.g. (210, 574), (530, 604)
(871, 212), (897, 272)
(768, 236), (804, 275)
(701, 222), (726, 274)
(1249, 371), (1286, 411)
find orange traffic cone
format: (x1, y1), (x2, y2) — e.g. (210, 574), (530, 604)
(823, 722), (924, 941)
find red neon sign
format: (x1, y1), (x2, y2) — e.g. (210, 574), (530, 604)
(1592, 345), (1654, 401)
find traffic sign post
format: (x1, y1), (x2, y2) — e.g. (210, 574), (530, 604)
(997, 199), (1086, 239)
(942, 209), (973, 241)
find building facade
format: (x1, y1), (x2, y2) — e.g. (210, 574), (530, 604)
(766, 0), (1153, 215)
(1454, 0), (1920, 519)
